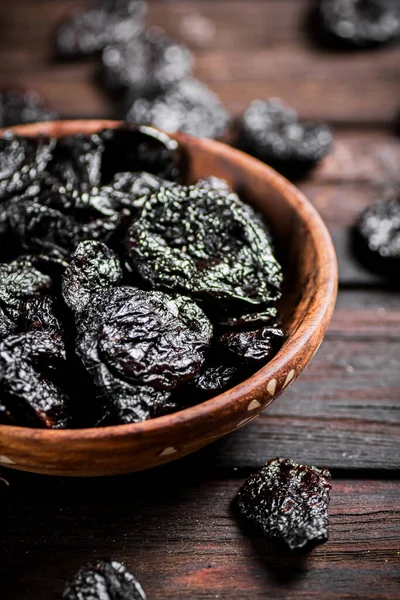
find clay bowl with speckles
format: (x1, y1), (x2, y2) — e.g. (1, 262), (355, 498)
(0, 120), (337, 476)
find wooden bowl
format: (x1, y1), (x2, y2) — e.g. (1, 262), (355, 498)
(0, 120), (337, 476)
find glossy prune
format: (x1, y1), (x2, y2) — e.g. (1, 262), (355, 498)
(101, 27), (193, 96)
(62, 241), (123, 313)
(234, 99), (332, 178)
(125, 78), (230, 139)
(354, 193), (400, 277)
(56, 0), (147, 59)
(62, 560), (146, 600)
(236, 458), (332, 550)
(48, 133), (105, 189)
(218, 307), (279, 329)
(219, 326), (284, 363)
(319, 0), (400, 48)
(126, 183), (282, 308)
(21, 296), (64, 336)
(110, 171), (174, 212)
(100, 125), (181, 183)
(0, 89), (57, 128)
(76, 287), (213, 391)
(0, 331), (70, 429)
(194, 362), (240, 393)
(0, 132), (54, 201)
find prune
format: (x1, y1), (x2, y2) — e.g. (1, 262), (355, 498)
(194, 176), (232, 195)
(0, 89), (57, 128)
(76, 287), (213, 391)
(48, 133), (105, 189)
(62, 241), (123, 313)
(219, 326), (284, 363)
(319, 0), (400, 48)
(0, 132), (54, 201)
(218, 306), (279, 329)
(56, 0), (147, 59)
(125, 78), (230, 140)
(100, 125), (181, 183)
(21, 296), (64, 336)
(101, 27), (193, 96)
(234, 99), (332, 177)
(353, 193), (400, 277)
(194, 362), (240, 393)
(3, 186), (129, 260)
(236, 458), (332, 550)
(110, 171), (174, 212)
(62, 560), (146, 600)
(0, 331), (70, 429)
(126, 183), (282, 308)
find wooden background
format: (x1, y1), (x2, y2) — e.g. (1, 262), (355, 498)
(0, 1), (399, 598)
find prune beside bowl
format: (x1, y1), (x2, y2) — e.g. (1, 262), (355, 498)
(0, 120), (337, 476)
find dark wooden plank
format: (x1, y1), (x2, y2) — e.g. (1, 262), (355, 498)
(0, 1), (399, 122)
(1, 471), (399, 599)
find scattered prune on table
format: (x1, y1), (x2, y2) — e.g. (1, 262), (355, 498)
(0, 132), (54, 201)
(318, 0), (400, 48)
(62, 559), (146, 600)
(76, 286), (213, 391)
(55, 0), (147, 59)
(234, 99), (332, 178)
(219, 326), (284, 363)
(0, 331), (70, 428)
(126, 182), (282, 309)
(236, 458), (332, 550)
(0, 89), (57, 128)
(100, 125), (181, 183)
(62, 241), (123, 313)
(125, 78), (230, 139)
(353, 193), (400, 277)
(101, 27), (193, 96)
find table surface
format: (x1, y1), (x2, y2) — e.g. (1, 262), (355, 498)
(0, 1), (399, 599)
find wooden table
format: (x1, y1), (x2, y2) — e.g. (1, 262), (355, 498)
(0, 2), (399, 598)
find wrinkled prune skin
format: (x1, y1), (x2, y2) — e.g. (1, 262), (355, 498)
(62, 560), (146, 600)
(0, 89), (57, 128)
(21, 296), (64, 336)
(102, 27), (193, 96)
(125, 78), (230, 140)
(77, 287), (213, 391)
(319, 0), (400, 48)
(194, 362), (240, 393)
(0, 331), (70, 429)
(110, 171), (174, 212)
(353, 194), (400, 277)
(0, 132), (54, 201)
(236, 458), (332, 550)
(101, 125), (181, 184)
(56, 0), (147, 59)
(48, 133), (105, 189)
(62, 241), (123, 313)
(235, 99), (332, 178)
(219, 326), (284, 363)
(126, 183), (282, 309)
(218, 306), (279, 329)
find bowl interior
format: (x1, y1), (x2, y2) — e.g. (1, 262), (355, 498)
(0, 121), (337, 476)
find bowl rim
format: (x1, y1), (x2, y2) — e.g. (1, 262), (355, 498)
(0, 120), (338, 442)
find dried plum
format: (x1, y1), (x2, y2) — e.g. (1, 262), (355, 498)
(101, 125), (181, 183)
(56, 0), (147, 59)
(194, 362), (240, 393)
(21, 296), (64, 336)
(236, 458), (332, 550)
(0, 331), (70, 429)
(125, 78), (230, 139)
(0, 89), (57, 128)
(48, 133), (105, 189)
(110, 171), (174, 212)
(234, 99), (332, 177)
(353, 193), (400, 277)
(218, 306), (279, 329)
(76, 286), (213, 391)
(62, 559), (146, 600)
(319, 0), (400, 48)
(0, 132), (54, 201)
(62, 241), (123, 313)
(219, 326), (284, 363)
(126, 183), (282, 308)
(101, 27), (193, 96)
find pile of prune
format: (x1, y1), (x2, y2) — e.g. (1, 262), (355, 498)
(236, 458), (332, 550)
(0, 89), (57, 129)
(63, 560), (146, 600)
(0, 125), (284, 429)
(234, 99), (332, 178)
(318, 0), (400, 48)
(353, 192), (400, 277)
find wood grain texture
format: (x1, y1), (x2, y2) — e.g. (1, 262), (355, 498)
(1, 471), (399, 600)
